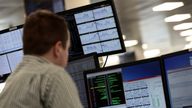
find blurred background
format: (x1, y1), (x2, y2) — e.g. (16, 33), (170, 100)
(1, 0), (192, 64)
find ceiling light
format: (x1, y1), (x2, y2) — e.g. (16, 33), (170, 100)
(165, 14), (191, 22)
(142, 44), (148, 49)
(173, 23), (192, 30)
(185, 36), (192, 41)
(184, 42), (192, 49)
(152, 2), (184, 11)
(144, 49), (160, 58)
(124, 40), (138, 47)
(180, 29), (192, 36)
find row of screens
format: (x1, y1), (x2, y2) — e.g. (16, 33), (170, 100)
(0, 1), (125, 57)
(83, 49), (192, 108)
(0, 48), (192, 108)
(85, 58), (167, 108)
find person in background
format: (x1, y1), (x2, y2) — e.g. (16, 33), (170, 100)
(0, 10), (83, 108)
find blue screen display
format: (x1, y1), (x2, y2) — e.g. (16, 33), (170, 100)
(122, 61), (162, 82)
(164, 52), (192, 73)
(163, 50), (192, 108)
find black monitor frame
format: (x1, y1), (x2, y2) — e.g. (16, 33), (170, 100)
(160, 49), (192, 108)
(161, 49), (190, 59)
(84, 57), (171, 108)
(57, 0), (126, 57)
(68, 52), (100, 69)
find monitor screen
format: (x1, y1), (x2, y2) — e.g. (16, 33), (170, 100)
(84, 68), (126, 108)
(0, 25), (23, 55)
(0, 25), (23, 76)
(58, 1), (125, 57)
(84, 58), (170, 108)
(65, 54), (99, 108)
(0, 55), (11, 76)
(7, 50), (23, 72)
(162, 49), (192, 108)
(122, 59), (167, 108)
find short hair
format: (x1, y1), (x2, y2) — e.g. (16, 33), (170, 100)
(23, 10), (69, 55)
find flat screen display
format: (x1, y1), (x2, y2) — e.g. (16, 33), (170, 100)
(122, 60), (166, 108)
(84, 58), (170, 108)
(162, 50), (192, 108)
(0, 25), (23, 76)
(0, 26), (23, 54)
(85, 68), (126, 108)
(65, 54), (99, 108)
(58, 1), (125, 57)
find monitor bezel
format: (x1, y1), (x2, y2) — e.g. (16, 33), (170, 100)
(84, 57), (171, 108)
(161, 49), (190, 59)
(68, 52), (100, 69)
(57, 0), (126, 57)
(160, 49), (191, 108)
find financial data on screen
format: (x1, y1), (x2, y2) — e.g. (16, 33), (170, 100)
(0, 28), (23, 54)
(7, 50), (23, 71)
(65, 55), (98, 108)
(58, 1), (125, 57)
(163, 51), (192, 108)
(0, 55), (11, 75)
(74, 5), (123, 55)
(122, 61), (166, 108)
(85, 69), (126, 108)
(84, 59), (168, 108)
(0, 26), (23, 76)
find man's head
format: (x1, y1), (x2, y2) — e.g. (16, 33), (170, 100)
(23, 10), (70, 67)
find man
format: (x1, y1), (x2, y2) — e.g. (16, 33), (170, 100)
(0, 10), (83, 108)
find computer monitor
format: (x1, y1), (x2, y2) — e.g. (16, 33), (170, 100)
(84, 57), (170, 108)
(162, 49), (192, 108)
(0, 25), (23, 55)
(58, 0), (125, 57)
(65, 53), (100, 108)
(0, 25), (23, 75)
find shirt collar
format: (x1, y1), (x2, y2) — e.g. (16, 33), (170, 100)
(23, 55), (52, 64)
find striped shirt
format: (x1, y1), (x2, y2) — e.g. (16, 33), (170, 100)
(0, 55), (83, 108)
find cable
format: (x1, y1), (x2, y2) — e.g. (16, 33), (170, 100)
(102, 55), (109, 68)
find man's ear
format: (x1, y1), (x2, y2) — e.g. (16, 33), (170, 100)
(53, 41), (63, 58)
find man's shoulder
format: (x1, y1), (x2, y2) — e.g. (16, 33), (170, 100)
(44, 63), (65, 73)
(41, 63), (69, 78)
